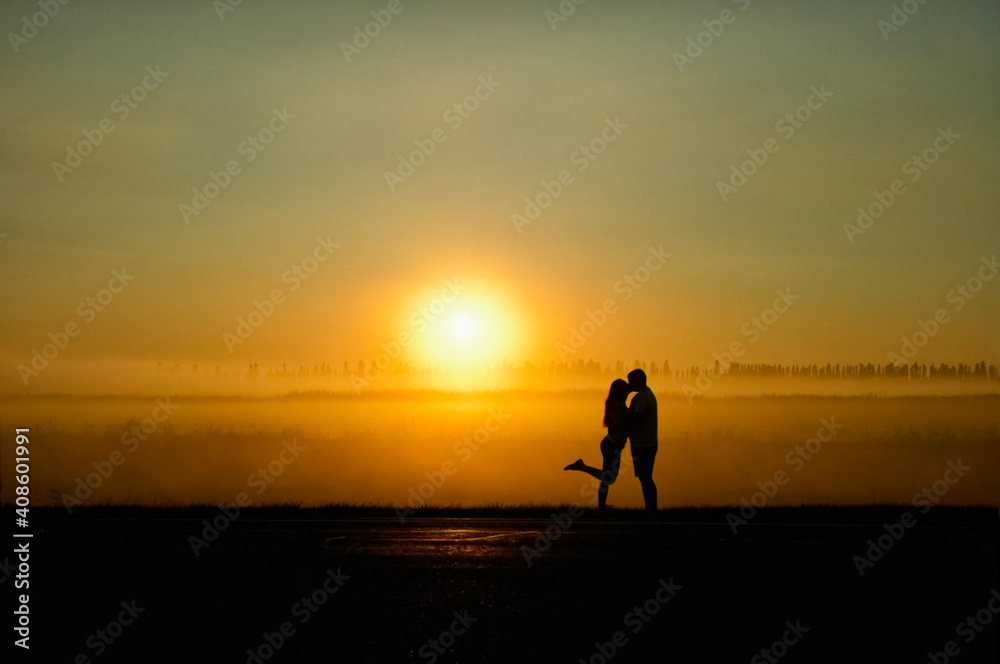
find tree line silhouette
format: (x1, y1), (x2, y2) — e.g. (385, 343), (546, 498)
(161, 359), (1000, 384)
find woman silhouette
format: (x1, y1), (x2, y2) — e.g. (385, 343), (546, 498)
(564, 379), (631, 509)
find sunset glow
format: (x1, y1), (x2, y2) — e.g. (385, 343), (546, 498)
(451, 315), (477, 340)
(410, 285), (523, 377)
(0, 0), (997, 506)
(4, 4), (999, 661)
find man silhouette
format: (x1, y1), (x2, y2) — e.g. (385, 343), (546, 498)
(627, 369), (658, 513)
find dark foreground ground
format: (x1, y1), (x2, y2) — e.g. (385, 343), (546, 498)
(5, 505), (999, 663)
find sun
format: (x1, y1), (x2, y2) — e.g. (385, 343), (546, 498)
(451, 315), (477, 340)
(404, 281), (522, 374)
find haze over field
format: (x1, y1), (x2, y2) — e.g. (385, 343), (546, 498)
(2, 393), (997, 510)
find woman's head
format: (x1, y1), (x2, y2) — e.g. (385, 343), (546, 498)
(608, 379), (630, 401)
(604, 379), (630, 427)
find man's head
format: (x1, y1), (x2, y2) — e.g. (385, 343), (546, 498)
(627, 369), (647, 392)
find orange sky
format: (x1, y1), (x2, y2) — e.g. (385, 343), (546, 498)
(1, 0), (998, 395)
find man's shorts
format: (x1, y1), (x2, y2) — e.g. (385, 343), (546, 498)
(631, 446), (657, 479)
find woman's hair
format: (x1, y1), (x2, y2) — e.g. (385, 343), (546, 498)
(603, 379), (631, 427)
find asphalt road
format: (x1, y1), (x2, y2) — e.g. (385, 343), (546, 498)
(10, 509), (999, 663)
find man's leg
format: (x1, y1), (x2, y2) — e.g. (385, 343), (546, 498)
(636, 447), (657, 512)
(639, 476), (657, 512)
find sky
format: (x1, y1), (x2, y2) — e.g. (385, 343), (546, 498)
(1, 0), (999, 394)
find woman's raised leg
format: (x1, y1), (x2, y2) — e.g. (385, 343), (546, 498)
(563, 458), (605, 481)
